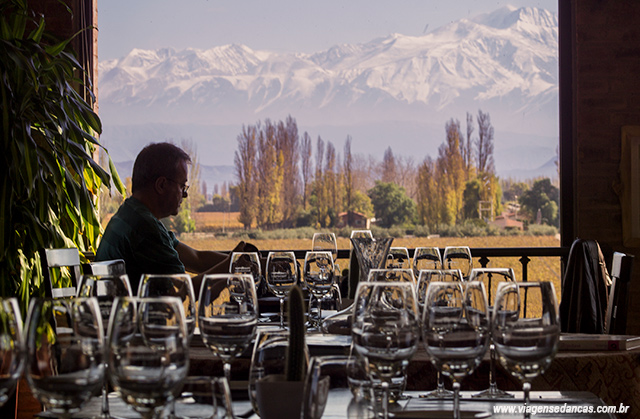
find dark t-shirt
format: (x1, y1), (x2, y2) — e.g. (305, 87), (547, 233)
(95, 197), (185, 293)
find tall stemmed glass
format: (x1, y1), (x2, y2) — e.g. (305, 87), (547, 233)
(351, 281), (419, 419)
(312, 232), (340, 311)
(108, 296), (190, 419)
(416, 269), (464, 399)
(138, 273), (197, 339)
(0, 298), (24, 407)
(423, 281), (490, 419)
(304, 251), (335, 328)
(25, 297), (105, 419)
(198, 273), (258, 383)
(77, 274), (133, 418)
(266, 251), (298, 328)
(493, 282), (560, 418)
(230, 252), (263, 293)
(442, 246), (473, 279)
(413, 247), (442, 278)
(469, 268), (516, 399)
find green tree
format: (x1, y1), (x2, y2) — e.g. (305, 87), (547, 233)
(368, 181), (416, 228)
(463, 179), (482, 219)
(519, 178), (559, 226)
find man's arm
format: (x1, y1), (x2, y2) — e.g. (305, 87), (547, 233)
(176, 241), (247, 294)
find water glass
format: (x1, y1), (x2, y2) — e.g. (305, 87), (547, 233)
(0, 298), (24, 407)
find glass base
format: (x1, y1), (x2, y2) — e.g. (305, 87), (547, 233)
(418, 387), (454, 399)
(471, 385), (515, 399)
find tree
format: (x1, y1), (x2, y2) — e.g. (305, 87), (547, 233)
(416, 157), (441, 231)
(476, 110), (495, 175)
(381, 146), (397, 183)
(368, 181), (416, 228)
(234, 124), (258, 229)
(276, 116), (300, 227)
(343, 136), (354, 216)
(256, 120), (284, 228)
(436, 119), (466, 224)
(519, 178), (559, 226)
(463, 179), (482, 219)
(462, 112), (475, 178)
(300, 132), (313, 210)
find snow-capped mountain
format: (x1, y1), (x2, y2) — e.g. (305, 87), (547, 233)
(98, 6), (559, 182)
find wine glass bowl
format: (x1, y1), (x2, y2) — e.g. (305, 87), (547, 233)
(304, 251), (335, 327)
(266, 251), (298, 328)
(25, 297), (105, 418)
(442, 246), (473, 279)
(230, 252), (263, 293)
(422, 281), (490, 419)
(107, 296), (190, 419)
(138, 273), (197, 339)
(0, 298), (24, 407)
(351, 281), (419, 419)
(385, 247), (411, 269)
(492, 281), (560, 417)
(198, 273), (258, 383)
(413, 247), (442, 277)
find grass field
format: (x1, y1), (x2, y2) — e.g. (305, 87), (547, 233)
(193, 212), (244, 230)
(180, 233), (563, 301)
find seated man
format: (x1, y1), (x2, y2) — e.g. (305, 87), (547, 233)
(96, 142), (254, 294)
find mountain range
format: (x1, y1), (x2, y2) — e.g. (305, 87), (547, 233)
(97, 5), (559, 189)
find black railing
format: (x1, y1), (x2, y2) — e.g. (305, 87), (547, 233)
(260, 246), (571, 284)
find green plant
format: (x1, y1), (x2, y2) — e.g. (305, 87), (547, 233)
(285, 285), (306, 382)
(0, 1), (123, 313)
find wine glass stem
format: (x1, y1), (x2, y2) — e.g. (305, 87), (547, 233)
(223, 361), (232, 384)
(453, 381), (461, 419)
(489, 343), (497, 389)
(523, 382), (531, 419)
(279, 297), (285, 329)
(381, 380), (390, 419)
(101, 383), (110, 417)
(437, 371), (445, 392)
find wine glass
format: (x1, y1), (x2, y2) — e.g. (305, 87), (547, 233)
(266, 251), (298, 328)
(469, 268), (516, 399)
(0, 298), (24, 407)
(368, 268), (415, 284)
(198, 273), (258, 383)
(107, 296), (190, 419)
(385, 247), (411, 269)
(351, 281), (419, 419)
(442, 246), (473, 279)
(311, 233), (340, 314)
(173, 376), (235, 419)
(415, 268), (464, 399)
(413, 247), (442, 278)
(77, 273), (133, 418)
(493, 281), (560, 418)
(25, 297), (105, 418)
(230, 251), (263, 293)
(302, 355), (351, 419)
(138, 273), (197, 339)
(304, 251), (335, 328)
(423, 281), (490, 419)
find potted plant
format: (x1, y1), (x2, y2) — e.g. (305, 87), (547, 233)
(0, 0), (123, 316)
(255, 285), (308, 418)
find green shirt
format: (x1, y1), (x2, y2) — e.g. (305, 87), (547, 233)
(95, 197), (185, 293)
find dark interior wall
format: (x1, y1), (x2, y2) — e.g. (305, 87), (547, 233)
(573, 0), (640, 333)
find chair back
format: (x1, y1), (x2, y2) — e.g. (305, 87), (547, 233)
(88, 259), (127, 276)
(605, 252), (635, 334)
(39, 248), (82, 298)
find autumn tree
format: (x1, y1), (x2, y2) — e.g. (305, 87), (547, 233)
(235, 124), (258, 229)
(255, 120), (284, 228)
(300, 132), (313, 210)
(436, 119), (466, 224)
(276, 116), (301, 227)
(416, 156), (441, 231)
(343, 136), (354, 215)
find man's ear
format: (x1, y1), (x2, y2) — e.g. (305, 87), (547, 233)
(154, 176), (168, 195)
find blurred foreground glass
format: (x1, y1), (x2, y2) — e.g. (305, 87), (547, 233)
(25, 297), (104, 418)
(302, 355), (351, 419)
(266, 251), (298, 328)
(385, 247), (410, 270)
(77, 274), (132, 418)
(107, 296), (189, 419)
(138, 273), (197, 339)
(493, 281), (560, 419)
(412, 247), (442, 277)
(423, 281), (490, 419)
(0, 298), (24, 407)
(198, 273), (258, 383)
(352, 281), (418, 419)
(173, 376), (234, 419)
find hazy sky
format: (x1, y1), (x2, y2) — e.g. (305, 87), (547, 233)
(97, 1), (558, 61)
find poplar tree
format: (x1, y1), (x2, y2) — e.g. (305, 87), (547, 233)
(234, 125), (258, 229)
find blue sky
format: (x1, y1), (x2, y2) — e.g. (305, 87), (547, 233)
(97, 1), (558, 61)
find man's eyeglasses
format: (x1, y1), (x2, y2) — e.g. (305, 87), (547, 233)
(166, 178), (190, 194)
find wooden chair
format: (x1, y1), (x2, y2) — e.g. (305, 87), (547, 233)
(605, 252), (635, 334)
(39, 248), (83, 298)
